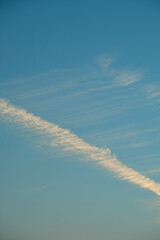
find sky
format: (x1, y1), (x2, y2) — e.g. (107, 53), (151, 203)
(0, 1), (160, 240)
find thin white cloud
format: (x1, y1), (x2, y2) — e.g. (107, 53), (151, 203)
(0, 98), (160, 196)
(114, 71), (142, 86)
(143, 168), (160, 175)
(150, 91), (160, 99)
(1, 57), (143, 103)
(115, 141), (150, 150)
(145, 84), (160, 99)
(96, 56), (113, 72)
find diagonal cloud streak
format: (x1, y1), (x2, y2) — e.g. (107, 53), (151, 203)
(0, 98), (160, 196)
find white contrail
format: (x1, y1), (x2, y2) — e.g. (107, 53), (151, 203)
(0, 98), (160, 196)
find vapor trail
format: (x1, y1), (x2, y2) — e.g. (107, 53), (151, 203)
(0, 98), (160, 196)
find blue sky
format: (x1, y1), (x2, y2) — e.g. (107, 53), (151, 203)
(0, 1), (160, 240)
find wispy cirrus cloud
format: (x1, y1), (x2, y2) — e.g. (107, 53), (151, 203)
(0, 98), (160, 196)
(143, 168), (160, 175)
(0, 57), (143, 102)
(86, 125), (159, 152)
(144, 84), (160, 102)
(113, 71), (142, 86)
